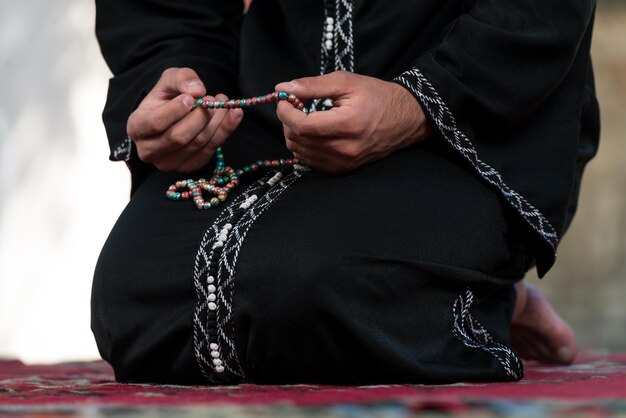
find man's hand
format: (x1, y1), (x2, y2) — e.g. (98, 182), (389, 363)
(275, 71), (431, 174)
(127, 67), (243, 173)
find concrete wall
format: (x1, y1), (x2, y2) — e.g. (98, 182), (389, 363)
(0, 2), (624, 363)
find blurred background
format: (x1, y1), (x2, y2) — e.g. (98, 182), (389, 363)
(0, 1), (624, 364)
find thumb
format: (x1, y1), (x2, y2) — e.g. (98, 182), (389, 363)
(153, 67), (206, 98)
(275, 72), (349, 100)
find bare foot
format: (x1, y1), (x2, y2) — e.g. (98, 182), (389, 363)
(510, 282), (578, 365)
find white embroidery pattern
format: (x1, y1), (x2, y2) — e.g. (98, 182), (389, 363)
(452, 289), (523, 381)
(394, 68), (559, 254)
(311, 0), (354, 112)
(111, 137), (132, 162)
(193, 167), (311, 383)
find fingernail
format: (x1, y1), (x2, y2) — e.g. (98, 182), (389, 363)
(187, 79), (205, 90)
(182, 95), (196, 109)
(275, 80), (297, 92)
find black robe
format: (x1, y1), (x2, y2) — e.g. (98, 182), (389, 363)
(92, 0), (598, 384)
(96, 0), (599, 276)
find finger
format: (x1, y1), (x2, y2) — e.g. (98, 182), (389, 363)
(174, 95), (243, 171)
(128, 94), (203, 140)
(285, 139), (350, 174)
(150, 67), (206, 99)
(173, 145), (216, 174)
(194, 93), (231, 146)
(210, 108), (243, 146)
(277, 100), (353, 139)
(275, 71), (353, 101)
(171, 109), (234, 171)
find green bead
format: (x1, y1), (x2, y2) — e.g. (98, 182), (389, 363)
(240, 99), (246, 107)
(278, 91), (288, 100)
(217, 100), (225, 108)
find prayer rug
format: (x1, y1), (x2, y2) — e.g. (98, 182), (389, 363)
(1, 351), (625, 417)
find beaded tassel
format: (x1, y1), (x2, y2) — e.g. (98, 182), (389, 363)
(166, 91), (307, 210)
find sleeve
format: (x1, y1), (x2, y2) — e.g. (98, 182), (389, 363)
(393, 1), (596, 276)
(394, 0), (596, 126)
(95, 0), (244, 167)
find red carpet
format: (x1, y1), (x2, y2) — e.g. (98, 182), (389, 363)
(1, 351), (625, 417)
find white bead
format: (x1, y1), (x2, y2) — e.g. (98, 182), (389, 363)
(325, 32), (333, 40)
(224, 223), (233, 230)
(208, 293), (216, 302)
(323, 98), (333, 107)
(210, 343), (219, 350)
(218, 234), (228, 242)
(208, 285), (216, 293)
(212, 358), (223, 366)
(325, 40), (333, 50)
(216, 366), (225, 373)
(208, 302), (217, 311)
(251, 194), (258, 201)
(220, 228), (229, 235)
(208, 276), (215, 284)
(213, 241), (223, 249)
(326, 17), (334, 24)
(210, 350), (220, 358)
(326, 24), (334, 32)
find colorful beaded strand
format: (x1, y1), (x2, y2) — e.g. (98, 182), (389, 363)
(192, 91), (308, 113)
(166, 91), (307, 210)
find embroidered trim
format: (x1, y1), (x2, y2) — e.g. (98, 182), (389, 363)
(311, 0), (354, 112)
(333, 0), (355, 73)
(193, 166), (311, 384)
(394, 68), (558, 254)
(452, 289), (523, 381)
(110, 137), (132, 162)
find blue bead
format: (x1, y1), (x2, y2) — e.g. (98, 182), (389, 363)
(278, 91), (288, 100)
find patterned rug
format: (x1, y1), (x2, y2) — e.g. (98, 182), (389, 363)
(1, 351), (625, 417)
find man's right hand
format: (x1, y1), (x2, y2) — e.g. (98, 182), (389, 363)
(126, 67), (243, 173)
